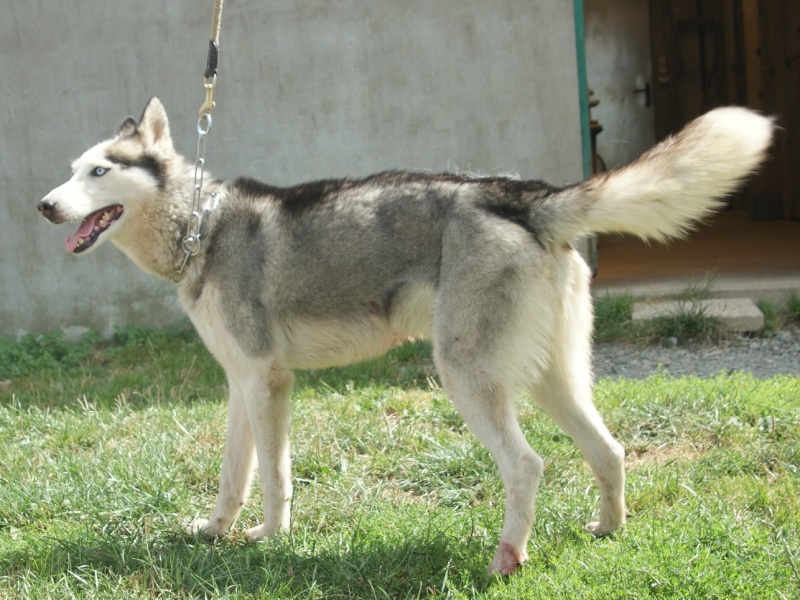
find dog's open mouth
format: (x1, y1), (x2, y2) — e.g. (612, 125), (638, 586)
(65, 205), (124, 254)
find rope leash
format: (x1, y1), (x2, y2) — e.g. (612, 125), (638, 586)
(173, 0), (225, 282)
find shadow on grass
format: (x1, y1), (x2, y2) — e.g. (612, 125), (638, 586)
(0, 526), (492, 598)
(2, 327), (438, 412)
(293, 339), (437, 394)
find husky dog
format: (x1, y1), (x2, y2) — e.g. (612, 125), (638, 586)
(39, 97), (771, 575)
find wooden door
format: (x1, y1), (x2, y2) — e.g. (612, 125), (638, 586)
(649, 0), (741, 139)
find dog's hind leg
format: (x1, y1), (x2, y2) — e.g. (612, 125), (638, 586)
(432, 228), (557, 575)
(532, 369), (626, 535)
(530, 252), (626, 536)
(188, 377), (256, 536)
(433, 349), (543, 576)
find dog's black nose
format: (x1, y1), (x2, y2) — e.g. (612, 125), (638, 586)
(38, 199), (55, 216)
(38, 199), (62, 223)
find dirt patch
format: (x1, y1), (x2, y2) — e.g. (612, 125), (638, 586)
(626, 442), (705, 469)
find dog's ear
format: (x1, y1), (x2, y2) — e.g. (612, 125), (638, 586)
(115, 116), (138, 138)
(138, 96), (174, 154)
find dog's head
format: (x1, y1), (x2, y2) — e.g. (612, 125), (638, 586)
(39, 97), (175, 255)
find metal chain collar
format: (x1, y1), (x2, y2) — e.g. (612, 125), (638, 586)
(172, 113), (218, 282)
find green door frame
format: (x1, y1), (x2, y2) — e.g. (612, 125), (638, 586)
(573, 0), (597, 272)
(573, 0), (592, 179)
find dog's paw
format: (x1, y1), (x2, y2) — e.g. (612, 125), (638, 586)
(244, 523), (276, 541)
(186, 517), (228, 537)
(487, 542), (528, 576)
(585, 520), (617, 537)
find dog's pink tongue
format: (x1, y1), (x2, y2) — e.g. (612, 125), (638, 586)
(65, 213), (101, 253)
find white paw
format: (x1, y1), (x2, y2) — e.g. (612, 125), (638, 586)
(245, 523), (275, 540)
(488, 542), (528, 576)
(186, 517), (228, 537)
(585, 520), (616, 537)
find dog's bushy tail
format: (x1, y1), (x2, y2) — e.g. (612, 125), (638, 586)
(537, 107), (774, 245)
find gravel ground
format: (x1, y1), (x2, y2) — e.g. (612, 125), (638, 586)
(593, 327), (800, 380)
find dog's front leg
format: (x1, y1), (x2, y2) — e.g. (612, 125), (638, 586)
(188, 377), (256, 536)
(242, 364), (295, 540)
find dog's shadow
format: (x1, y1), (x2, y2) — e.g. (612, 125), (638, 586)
(3, 527), (494, 597)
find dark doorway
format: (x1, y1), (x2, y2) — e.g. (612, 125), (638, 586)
(649, 0), (800, 220)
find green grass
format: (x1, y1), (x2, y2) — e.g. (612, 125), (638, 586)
(0, 329), (798, 598)
(668, 275), (715, 302)
(757, 300), (781, 337)
(787, 291), (800, 324)
(592, 293), (634, 343)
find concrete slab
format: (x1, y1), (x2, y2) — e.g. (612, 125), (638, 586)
(632, 298), (764, 332)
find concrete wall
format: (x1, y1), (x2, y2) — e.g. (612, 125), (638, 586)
(584, 0), (655, 170)
(1, 0), (583, 338)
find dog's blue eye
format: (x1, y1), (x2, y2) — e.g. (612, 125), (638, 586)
(91, 166), (109, 177)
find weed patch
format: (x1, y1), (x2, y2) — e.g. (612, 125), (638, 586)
(787, 291), (800, 324)
(594, 293), (726, 346)
(592, 293), (633, 342)
(633, 302), (726, 346)
(0, 331), (96, 380)
(758, 299), (781, 336)
(668, 275), (716, 301)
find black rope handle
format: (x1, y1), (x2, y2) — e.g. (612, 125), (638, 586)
(205, 39), (219, 80)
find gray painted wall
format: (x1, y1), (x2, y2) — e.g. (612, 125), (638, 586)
(1, 0), (583, 338)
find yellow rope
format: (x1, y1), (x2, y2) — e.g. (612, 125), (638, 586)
(210, 0), (224, 45)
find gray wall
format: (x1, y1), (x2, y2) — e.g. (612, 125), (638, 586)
(1, 0), (583, 338)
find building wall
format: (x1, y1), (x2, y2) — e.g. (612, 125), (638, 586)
(584, 0), (656, 170)
(1, 0), (583, 338)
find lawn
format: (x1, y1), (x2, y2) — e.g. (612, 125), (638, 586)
(0, 327), (798, 598)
